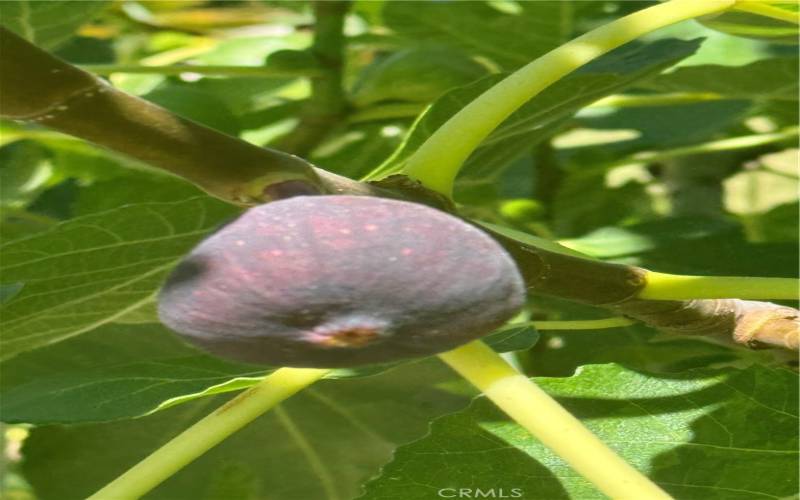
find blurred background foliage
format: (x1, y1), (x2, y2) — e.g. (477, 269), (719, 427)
(0, 1), (797, 499)
(1, 0), (796, 251)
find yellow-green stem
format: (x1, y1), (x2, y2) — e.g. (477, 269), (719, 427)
(401, 0), (736, 197)
(88, 367), (330, 500)
(438, 341), (672, 499)
(733, 1), (800, 23)
(532, 317), (635, 330)
(641, 272), (799, 300)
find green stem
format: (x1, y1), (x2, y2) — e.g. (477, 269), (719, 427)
(641, 272), (799, 300)
(733, 1), (800, 23)
(80, 64), (322, 78)
(87, 368), (330, 500)
(438, 341), (672, 499)
(531, 317), (635, 330)
(401, 0), (736, 197)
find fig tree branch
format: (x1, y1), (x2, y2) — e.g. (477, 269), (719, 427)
(493, 232), (799, 350)
(1, 26), (796, 351)
(0, 27), (378, 205)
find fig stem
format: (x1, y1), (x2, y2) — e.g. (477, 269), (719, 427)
(531, 317), (635, 330)
(87, 367), (330, 500)
(640, 272), (799, 300)
(438, 341), (672, 500)
(400, 0), (737, 198)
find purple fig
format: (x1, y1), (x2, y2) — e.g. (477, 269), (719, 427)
(158, 195), (525, 367)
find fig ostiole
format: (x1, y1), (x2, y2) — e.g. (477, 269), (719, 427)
(158, 195), (525, 368)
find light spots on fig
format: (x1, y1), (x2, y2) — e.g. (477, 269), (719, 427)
(401, 248), (414, 256)
(339, 228), (352, 235)
(259, 250), (284, 259)
(364, 224), (378, 231)
(235, 240), (246, 246)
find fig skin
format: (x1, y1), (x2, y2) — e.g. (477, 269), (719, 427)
(158, 195), (525, 368)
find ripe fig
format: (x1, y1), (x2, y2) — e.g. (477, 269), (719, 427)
(158, 195), (525, 368)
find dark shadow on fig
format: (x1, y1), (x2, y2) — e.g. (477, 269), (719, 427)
(161, 257), (211, 290)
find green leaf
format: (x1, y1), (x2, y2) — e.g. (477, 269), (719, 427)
(21, 360), (469, 500)
(560, 217), (739, 260)
(0, 322), (269, 423)
(551, 168), (655, 237)
(369, 38), (702, 188)
(751, 201), (799, 243)
(523, 319), (755, 379)
(565, 99), (753, 165)
(143, 85), (241, 136)
(71, 175), (206, 217)
(698, 3), (799, 44)
(382, 1), (574, 69)
(0, 140), (53, 208)
(0, 317), (529, 423)
(351, 48), (488, 106)
(0, 1), (109, 49)
(310, 122), (409, 180)
(724, 149), (799, 215)
(482, 325), (539, 353)
(477, 220), (591, 259)
(0, 282), (24, 304)
(360, 363), (799, 500)
(646, 57), (799, 101)
(0, 198), (238, 361)
(557, 215), (797, 279)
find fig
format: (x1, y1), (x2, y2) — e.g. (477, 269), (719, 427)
(158, 195), (525, 367)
